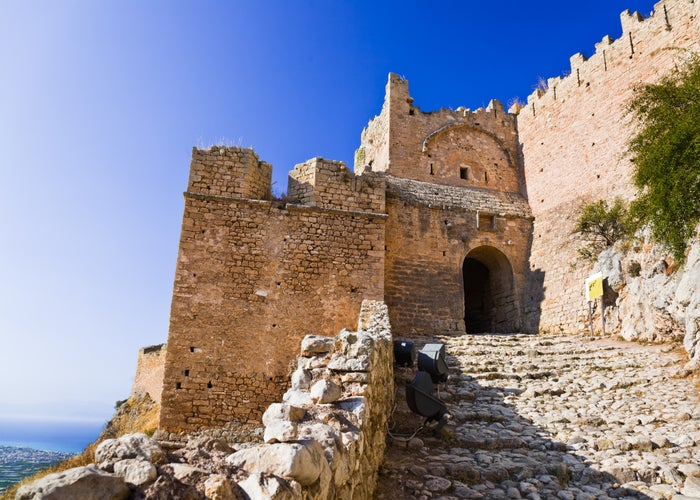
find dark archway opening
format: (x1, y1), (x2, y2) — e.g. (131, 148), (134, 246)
(462, 246), (517, 333)
(463, 258), (491, 333)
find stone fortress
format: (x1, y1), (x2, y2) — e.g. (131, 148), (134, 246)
(131, 0), (700, 437)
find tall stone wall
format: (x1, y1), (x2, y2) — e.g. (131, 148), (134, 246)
(131, 344), (166, 404)
(385, 178), (532, 334)
(357, 74), (533, 334)
(159, 147), (386, 433)
(517, 0), (700, 332)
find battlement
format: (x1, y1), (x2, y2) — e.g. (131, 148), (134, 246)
(516, 0), (700, 117)
(187, 146), (272, 200)
(357, 73), (523, 195)
(288, 157), (386, 213)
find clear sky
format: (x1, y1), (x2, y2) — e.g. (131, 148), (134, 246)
(0, 0), (659, 422)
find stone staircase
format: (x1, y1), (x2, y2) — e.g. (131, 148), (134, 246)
(376, 333), (700, 499)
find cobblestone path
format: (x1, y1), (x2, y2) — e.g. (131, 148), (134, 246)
(376, 333), (700, 499)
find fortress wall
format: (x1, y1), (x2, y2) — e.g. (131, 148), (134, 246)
(361, 74), (524, 196)
(188, 147), (272, 200)
(159, 148), (386, 432)
(131, 343), (166, 404)
(385, 180), (532, 334)
(289, 157), (386, 213)
(517, 0), (700, 332)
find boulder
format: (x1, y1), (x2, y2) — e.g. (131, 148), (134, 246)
(226, 440), (328, 486)
(95, 433), (163, 472)
(204, 474), (236, 500)
(113, 458), (157, 487)
(238, 473), (301, 499)
(309, 379), (342, 404)
(301, 335), (336, 356)
(15, 464), (129, 500)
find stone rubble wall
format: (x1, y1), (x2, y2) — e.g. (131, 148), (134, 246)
(131, 343), (166, 404)
(159, 148), (386, 433)
(517, 0), (700, 333)
(227, 299), (394, 499)
(288, 157), (386, 213)
(18, 301), (393, 499)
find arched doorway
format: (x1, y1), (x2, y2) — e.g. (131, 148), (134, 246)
(463, 246), (516, 333)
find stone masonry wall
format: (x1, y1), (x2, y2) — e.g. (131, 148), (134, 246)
(288, 157), (386, 213)
(358, 73), (524, 197)
(385, 178), (532, 334)
(357, 74), (533, 334)
(159, 147), (386, 433)
(517, 0), (700, 332)
(227, 300), (393, 499)
(131, 343), (166, 404)
(188, 146), (272, 200)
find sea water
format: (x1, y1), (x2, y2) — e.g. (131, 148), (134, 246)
(0, 417), (105, 492)
(0, 416), (104, 454)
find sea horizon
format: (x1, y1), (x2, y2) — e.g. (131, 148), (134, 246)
(0, 415), (106, 454)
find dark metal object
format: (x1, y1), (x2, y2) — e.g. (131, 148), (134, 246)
(405, 371), (448, 430)
(393, 340), (416, 367)
(417, 343), (448, 383)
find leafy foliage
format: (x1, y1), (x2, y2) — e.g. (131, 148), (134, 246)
(627, 55), (700, 262)
(574, 198), (629, 259)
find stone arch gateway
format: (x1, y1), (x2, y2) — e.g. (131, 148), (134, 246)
(463, 246), (517, 333)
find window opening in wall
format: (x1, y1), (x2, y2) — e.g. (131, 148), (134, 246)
(484, 172), (489, 184)
(476, 211), (497, 231)
(430, 163), (434, 175)
(184, 370), (190, 377)
(176, 382), (182, 390)
(459, 167), (468, 180)
(207, 381), (213, 389)
(190, 347), (195, 353)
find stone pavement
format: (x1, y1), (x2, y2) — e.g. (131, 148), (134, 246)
(376, 333), (700, 499)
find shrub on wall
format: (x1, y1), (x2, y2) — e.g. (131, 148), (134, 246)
(574, 197), (629, 260)
(627, 55), (700, 263)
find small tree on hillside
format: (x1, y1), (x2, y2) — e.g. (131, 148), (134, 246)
(627, 54), (700, 262)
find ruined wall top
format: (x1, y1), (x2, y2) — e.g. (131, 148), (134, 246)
(187, 146), (272, 201)
(357, 73), (524, 196)
(288, 157), (386, 214)
(514, 0), (700, 117)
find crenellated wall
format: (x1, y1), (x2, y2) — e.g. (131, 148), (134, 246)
(159, 147), (386, 432)
(517, 0), (700, 332)
(357, 73), (533, 335)
(288, 157), (386, 213)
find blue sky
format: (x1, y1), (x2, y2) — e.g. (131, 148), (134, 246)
(0, 0), (658, 422)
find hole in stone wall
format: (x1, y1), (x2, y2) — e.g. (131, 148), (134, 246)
(176, 382), (182, 390)
(430, 163), (434, 175)
(207, 381), (213, 389)
(442, 251), (446, 257)
(272, 324), (277, 328)
(460, 167), (468, 180)
(184, 370), (190, 377)
(597, 174), (600, 179)
(409, 109), (415, 115)
(484, 172), (489, 184)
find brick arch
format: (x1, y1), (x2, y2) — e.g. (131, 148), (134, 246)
(462, 245), (518, 333)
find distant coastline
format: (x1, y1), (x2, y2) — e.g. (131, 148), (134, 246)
(0, 416), (104, 454)
(0, 445), (73, 493)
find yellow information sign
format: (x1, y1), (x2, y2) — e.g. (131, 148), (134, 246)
(585, 272), (604, 301)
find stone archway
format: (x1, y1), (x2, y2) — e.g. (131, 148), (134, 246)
(462, 246), (517, 333)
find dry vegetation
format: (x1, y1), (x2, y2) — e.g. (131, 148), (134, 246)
(1, 395), (159, 499)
